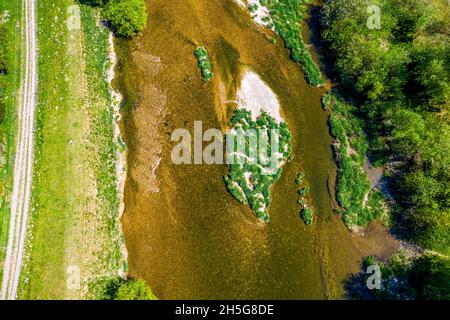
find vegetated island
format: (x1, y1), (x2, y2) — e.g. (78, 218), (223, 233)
(225, 109), (292, 222)
(241, 0), (324, 86)
(194, 45), (214, 81)
(295, 172), (314, 225)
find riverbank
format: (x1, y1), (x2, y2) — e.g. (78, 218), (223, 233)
(325, 92), (388, 230)
(107, 32), (128, 278)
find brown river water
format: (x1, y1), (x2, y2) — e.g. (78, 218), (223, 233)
(116, 0), (399, 299)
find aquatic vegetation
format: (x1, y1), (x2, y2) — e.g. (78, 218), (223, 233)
(301, 207), (313, 225)
(224, 109), (292, 222)
(295, 171), (314, 224)
(295, 171), (304, 185)
(298, 185), (309, 196)
(258, 0), (324, 86)
(321, 92), (332, 110)
(194, 45), (214, 81)
(248, 3), (258, 13)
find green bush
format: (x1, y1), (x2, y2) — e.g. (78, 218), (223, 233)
(301, 207), (314, 225)
(115, 279), (158, 300)
(295, 172), (304, 185)
(363, 255), (378, 268)
(194, 45), (213, 81)
(321, 93), (332, 110)
(295, 171), (314, 224)
(93, 277), (158, 300)
(103, 0), (148, 37)
(0, 51), (7, 75)
(298, 185), (309, 196)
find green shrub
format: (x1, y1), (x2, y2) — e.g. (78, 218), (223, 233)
(363, 255), (378, 268)
(295, 171), (314, 224)
(295, 172), (304, 185)
(301, 207), (313, 225)
(0, 51), (7, 75)
(115, 279), (158, 300)
(93, 277), (158, 300)
(321, 93), (332, 110)
(194, 45), (213, 81)
(298, 185), (309, 196)
(0, 76), (6, 124)
(103, 0), (148, 37)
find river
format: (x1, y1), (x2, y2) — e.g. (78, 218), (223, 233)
(116, 0), (399, 299)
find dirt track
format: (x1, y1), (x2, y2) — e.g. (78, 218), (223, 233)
(1, 0), (37, 300)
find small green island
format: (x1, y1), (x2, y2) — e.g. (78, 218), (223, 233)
(224, 109), (292, 222)
(194, 45), (213, 81)
(248, 0), (324, 87)
(296, 172), (314, 225)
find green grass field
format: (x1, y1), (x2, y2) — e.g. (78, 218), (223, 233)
(0, 0), (22, 283)
(18, 1), (122, 299)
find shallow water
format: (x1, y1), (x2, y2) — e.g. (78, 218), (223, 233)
(117, 0), (398, 299)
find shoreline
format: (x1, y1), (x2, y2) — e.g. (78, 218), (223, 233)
(107, 32), (128, 277)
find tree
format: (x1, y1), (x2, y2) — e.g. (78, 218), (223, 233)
(115, 279), (158, 300)
(103, 0), (148, 37)
(93, 277), (158, 300)
(410, 254), (450, 300)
